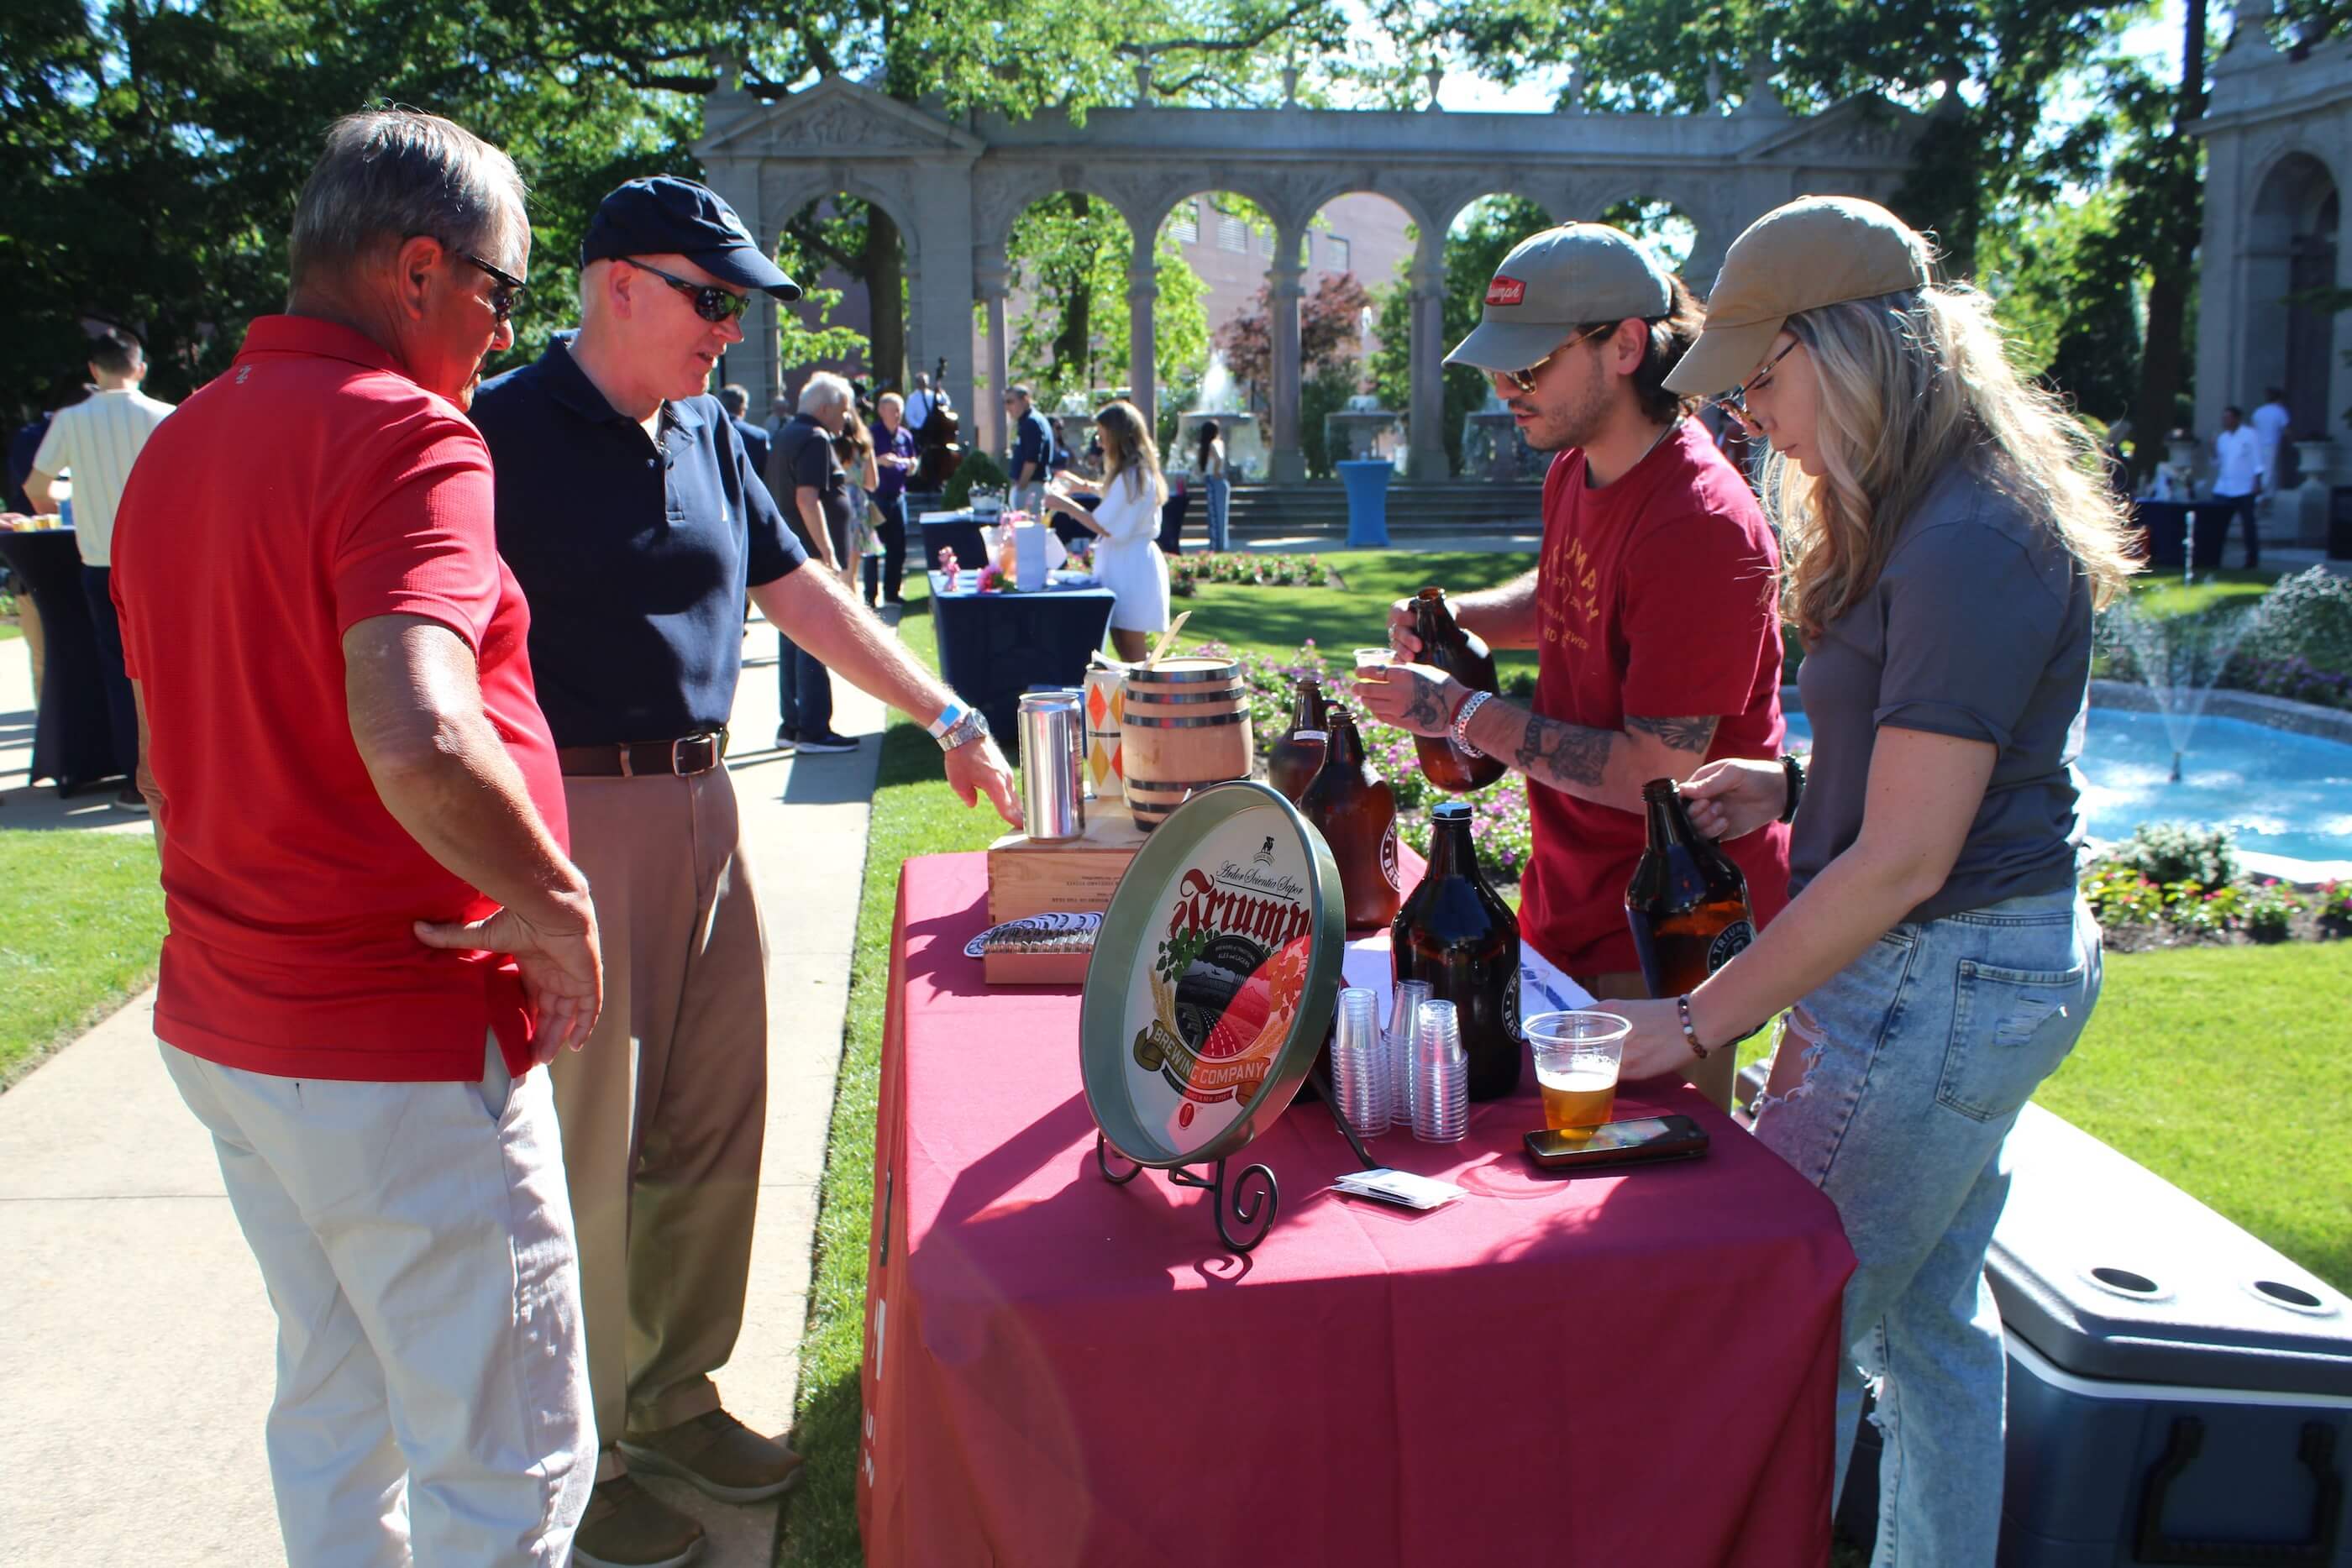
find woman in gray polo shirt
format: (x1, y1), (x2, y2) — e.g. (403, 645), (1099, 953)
(1616, 197), (2141, 1565)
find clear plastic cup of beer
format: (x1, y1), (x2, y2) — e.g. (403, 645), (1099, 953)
(1353, 646), (1395, 676)
(1525, 1011), (1630, 1139)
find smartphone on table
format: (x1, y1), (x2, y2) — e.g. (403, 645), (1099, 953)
(1524, 1114), (1709, 1171)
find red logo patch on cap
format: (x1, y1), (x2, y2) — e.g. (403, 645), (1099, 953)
(1486, 276), (1526, 307)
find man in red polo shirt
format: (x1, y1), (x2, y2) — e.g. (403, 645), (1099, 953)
(1356, 223), (1792, 1109)
(109, 111), (599, 1565)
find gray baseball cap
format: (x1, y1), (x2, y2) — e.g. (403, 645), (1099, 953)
(1444, 224), (1676, 375)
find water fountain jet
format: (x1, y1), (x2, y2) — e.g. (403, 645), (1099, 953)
(2096, 592), (2271, 784)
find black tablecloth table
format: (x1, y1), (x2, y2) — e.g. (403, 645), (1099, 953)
(2131, 501), (2193, 569)
(916, 515), (990, 579)
(0, 528), (122, 794)
(920, 510), (1099, 579)
(926, 570), (1115, 743)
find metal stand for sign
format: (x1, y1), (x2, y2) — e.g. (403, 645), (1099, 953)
(1093, 1067), (1380, 1255)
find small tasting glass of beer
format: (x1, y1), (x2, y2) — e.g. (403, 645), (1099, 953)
(1526, 1011), (1630, 1139)
(1353, 647), (1395, 677)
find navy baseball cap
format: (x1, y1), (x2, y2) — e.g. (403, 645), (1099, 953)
(581, 176), (801, 300)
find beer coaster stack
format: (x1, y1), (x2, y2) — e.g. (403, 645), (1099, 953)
(969, 912), (1102, 986)
(986, 805), (1152, 926)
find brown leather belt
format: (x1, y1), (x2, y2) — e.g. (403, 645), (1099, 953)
(556, 732), (725, 778)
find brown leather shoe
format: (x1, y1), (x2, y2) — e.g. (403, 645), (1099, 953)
(571, 1475), (705, 1568)
(617, 1409), (806, 1503)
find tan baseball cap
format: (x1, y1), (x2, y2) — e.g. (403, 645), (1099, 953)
(1664, 195), (1933, 396)
(1444, 224), (1675, 375)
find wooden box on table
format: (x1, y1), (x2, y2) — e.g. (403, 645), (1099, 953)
(984, 805), (1149, 927)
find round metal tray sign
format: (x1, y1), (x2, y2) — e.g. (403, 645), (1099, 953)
(1080, 780), (1342, 1168)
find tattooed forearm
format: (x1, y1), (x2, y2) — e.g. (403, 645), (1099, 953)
(1625, 713), (1721, 753)
(1401, 669), (1450, 732)
(1514, 714), (1614, 789)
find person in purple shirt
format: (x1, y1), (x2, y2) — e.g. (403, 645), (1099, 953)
(868, 390), (917, 606)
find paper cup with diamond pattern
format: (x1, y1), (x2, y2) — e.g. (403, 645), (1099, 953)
(1084, 662), (1131, 800)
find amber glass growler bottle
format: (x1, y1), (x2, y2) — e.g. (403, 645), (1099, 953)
(1298, 708), (1401, 931)
(1625, 779), (1756, 1000)
(1392, 800), (1522, 1100)
(1266, 678), (1331, 803)
(1406, 587), (1507, 794)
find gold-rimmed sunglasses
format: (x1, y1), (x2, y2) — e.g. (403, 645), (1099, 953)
(1711, 339), (1798, 426)
(1488, 323), (1616, 396)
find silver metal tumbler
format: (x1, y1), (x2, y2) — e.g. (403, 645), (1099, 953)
(1017, 690), (1086, 842)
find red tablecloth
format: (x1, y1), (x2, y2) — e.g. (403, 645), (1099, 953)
(858, 852), (1855, 1568)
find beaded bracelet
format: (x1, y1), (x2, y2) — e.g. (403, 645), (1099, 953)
(1676, 994), (1709, 1060)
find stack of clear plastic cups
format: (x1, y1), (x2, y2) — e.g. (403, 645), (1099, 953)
(1331, 987), (1391, 1136)
(1385, 978), (1430, 1130)
(1410, 999), (1469, 1143)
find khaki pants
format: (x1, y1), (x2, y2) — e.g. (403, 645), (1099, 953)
(17, 595), (43, 707)
(164, 1036), (593, 1565)
(554, 768), (769, 1475)
(1555, 964), (1737, 1114)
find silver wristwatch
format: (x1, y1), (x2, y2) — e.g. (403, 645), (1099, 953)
(937, 708), (990, 752)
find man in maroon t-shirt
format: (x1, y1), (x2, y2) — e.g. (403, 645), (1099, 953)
(1357, 224), (1792, 1109)
(109, 112), (598, 1562)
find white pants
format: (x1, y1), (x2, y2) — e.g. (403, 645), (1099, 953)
(163, 1037), (594, 1567)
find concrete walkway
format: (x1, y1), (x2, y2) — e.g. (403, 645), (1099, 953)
(0, 616), (882, 1567)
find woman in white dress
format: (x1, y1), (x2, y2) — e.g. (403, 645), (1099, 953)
(1039, 399), (1172, 662)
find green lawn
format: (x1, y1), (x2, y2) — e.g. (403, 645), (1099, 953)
(2126, 565), (2286, 623)
(2036, 942), (2352, 1293)
(1180, 548), (1539, 679)
(0, 829), (165, 1086)
(780, 598), (1008, 1567)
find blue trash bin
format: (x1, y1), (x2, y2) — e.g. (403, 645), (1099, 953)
(1336, 459), (1392, 548)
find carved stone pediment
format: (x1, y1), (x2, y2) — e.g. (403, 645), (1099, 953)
(1740, 95), (1923, 166)
(698, 76), (982, 160)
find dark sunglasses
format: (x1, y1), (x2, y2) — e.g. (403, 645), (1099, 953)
(1713, 339), (1799, 425)
(1488, 323), (1618, 396)
(459, 253), (529, 323)
(621, 258), (753, 323)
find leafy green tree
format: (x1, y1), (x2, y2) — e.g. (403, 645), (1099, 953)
(1002, 197), (1208, 412)
(0, 0), (1352, 422)
(1974, 191), (2143, 423)
(1395, 0), (2129, 272)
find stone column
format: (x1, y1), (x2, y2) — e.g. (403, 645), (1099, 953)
(906, 163), (976, 444)
(1409, 226), (1450, 480)
(1269, 223), (1306, 485)
(701, 155), (774, 413)
(1128, 223), (1158, 435)
(977, 254), (1011, 459)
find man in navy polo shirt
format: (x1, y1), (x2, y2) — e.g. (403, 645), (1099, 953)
(716, 383), (768, 475)
(472, 175), (1020, 1568)
(1005, 382), (1056, 512)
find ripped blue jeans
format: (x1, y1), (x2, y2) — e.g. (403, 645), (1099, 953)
(1751, 886), (2102, 1568)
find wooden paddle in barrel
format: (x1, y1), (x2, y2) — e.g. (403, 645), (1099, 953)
(1119, 618), (1252, 829)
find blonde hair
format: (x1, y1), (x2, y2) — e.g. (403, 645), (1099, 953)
(1095, 400), (1168, 508)
(1760, 285), (2140, 642)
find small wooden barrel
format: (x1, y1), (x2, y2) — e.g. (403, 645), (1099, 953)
(1120, 656), (1253, 829)
(1083, 663), (1130, 801)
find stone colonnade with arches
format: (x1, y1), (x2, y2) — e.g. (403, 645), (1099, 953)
(2198, 0), (2352, 463)
(697, 72), (1921, 481)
